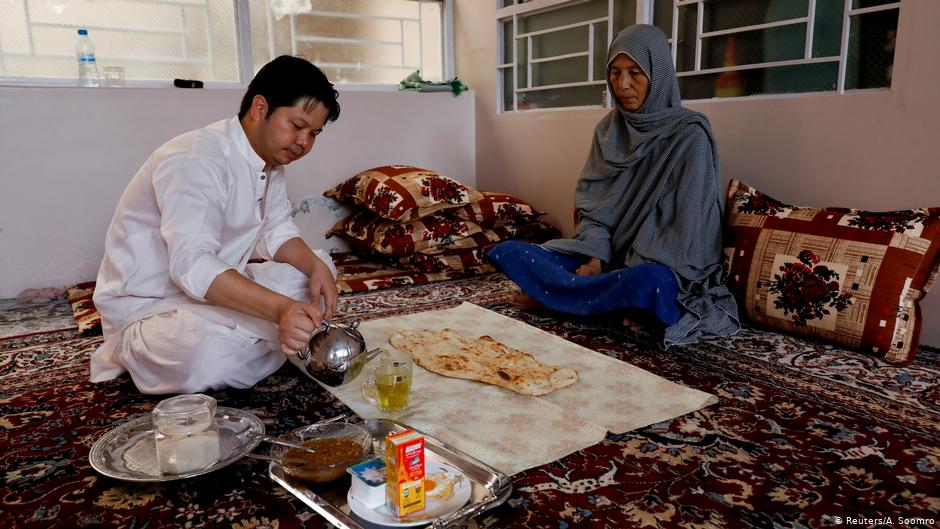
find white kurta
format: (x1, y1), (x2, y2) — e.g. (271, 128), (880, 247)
(90, 117), (334, 394)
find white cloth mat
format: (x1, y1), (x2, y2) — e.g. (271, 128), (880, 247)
(315, 302), (718, 475)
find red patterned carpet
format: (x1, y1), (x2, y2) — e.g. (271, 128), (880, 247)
(1, 275), (938, 529)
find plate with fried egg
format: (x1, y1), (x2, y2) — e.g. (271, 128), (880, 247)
(347, 461), (472, 527)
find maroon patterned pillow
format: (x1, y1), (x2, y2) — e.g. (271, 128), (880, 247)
(395, 221), (561, 273)
(332, 207), (559, 272)
(329, 210), (486, 257)
(399, 247), (496, 275)
(324, 165), (482, 222)
(450, 192), (545, 228)
(723, 179), (940, 364)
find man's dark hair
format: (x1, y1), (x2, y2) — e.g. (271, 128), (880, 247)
(238, 55), (340, 122)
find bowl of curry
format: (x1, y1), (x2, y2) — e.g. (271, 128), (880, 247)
(273, 422), (372, 483)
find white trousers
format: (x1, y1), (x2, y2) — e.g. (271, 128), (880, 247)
(93, 257), (336, 395)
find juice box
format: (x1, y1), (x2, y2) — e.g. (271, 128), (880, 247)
(385, 429), (425, 516)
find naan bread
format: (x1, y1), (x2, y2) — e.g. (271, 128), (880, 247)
(389, 328), (578, 396)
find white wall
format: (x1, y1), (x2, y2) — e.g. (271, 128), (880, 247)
(0, 87), (475, 298)
(454, 0), (940, 346)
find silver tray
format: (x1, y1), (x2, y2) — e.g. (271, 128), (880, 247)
(269, 418), (513, 529)
(89, 407), (264, 482)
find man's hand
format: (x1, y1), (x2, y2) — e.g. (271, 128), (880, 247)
(272, 238), (338, 320)
(276, 299), (322, 355)
(205, 270), (321, 355)
(576, 257), (603, 276)
(308, 258), (338, 320)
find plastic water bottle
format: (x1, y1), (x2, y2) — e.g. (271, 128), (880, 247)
(75, 28), (99, 87)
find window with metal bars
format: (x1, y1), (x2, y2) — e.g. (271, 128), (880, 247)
(497, 0), (899, 112)
(0, 0), (451, 87)
(248, 0), (450, 85)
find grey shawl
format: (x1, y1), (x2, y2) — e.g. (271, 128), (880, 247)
(542, 24), (740, 345)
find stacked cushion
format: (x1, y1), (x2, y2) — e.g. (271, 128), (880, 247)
(450, 192), (545, 228)
(330, 210), (486, 257)
(325, 166), (557, 274)
(324, 165), (482, 222)
(723, 179), (940, 364)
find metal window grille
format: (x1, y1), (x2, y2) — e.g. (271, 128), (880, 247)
(497, 0), (901, 112)
(249, 0), (451, 84)
(497, 0), (626, 112)
(0, 0), (452, 87)
(662, 0), (900, 99)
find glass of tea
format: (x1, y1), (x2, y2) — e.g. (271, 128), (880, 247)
(361, 348), (413, 413)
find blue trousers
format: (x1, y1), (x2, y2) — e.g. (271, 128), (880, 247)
(486, 241), (681, 324)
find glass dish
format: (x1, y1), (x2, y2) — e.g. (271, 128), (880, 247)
(272, 422), (372, 483)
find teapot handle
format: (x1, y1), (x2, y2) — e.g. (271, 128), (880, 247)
(306, 319), (363, 357)
(300, 320), (332, 357)
(328, 319), (360, 330)
(319, 319), (361, 340)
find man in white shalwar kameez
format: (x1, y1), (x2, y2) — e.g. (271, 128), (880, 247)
(90, 56), (341, 395)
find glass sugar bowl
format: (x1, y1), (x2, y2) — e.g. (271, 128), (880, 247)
(152, 394), (222, 475)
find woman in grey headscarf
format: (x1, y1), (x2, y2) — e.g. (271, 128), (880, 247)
(488, 24), (739, 346)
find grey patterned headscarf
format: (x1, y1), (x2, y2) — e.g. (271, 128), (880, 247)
(542, 24), (740, 345)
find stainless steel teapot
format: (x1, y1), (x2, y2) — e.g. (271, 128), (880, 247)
(297, 320), (382, 387)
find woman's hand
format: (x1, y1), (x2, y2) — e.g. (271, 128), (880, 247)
(576, 257), (603, 276)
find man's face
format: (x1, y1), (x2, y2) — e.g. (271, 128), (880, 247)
(253, 98), (329, 168)
(608, 53), (650, 112)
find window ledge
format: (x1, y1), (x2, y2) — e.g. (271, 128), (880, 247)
(683, 87), (892, 104)
(0, 78), (246, 90)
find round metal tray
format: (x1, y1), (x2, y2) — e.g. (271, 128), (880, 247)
(89, 407), (264, 482)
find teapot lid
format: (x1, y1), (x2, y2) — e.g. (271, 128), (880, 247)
(305, 320), (366, 364)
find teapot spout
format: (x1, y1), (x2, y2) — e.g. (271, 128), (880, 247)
(363, 347), (385, 363)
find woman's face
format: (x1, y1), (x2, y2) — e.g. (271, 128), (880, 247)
(608, 53), (650, 111)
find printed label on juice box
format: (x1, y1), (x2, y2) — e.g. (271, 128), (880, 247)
(385, 429), (425, 517)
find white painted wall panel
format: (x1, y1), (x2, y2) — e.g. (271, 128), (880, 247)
(0, 87), (475, 297)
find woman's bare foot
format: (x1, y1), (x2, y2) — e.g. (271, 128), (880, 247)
(622, 315), (644, 332)
(511, 293), (563, 315)
(621, 309), (662, 332)
(575, 257), (603, 276)
(510, 292), (556, 312)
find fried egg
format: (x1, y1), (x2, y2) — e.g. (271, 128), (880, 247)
(424, 471), (457, 501)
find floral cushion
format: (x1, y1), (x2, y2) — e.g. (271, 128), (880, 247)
(396, 221), (559, 271)
(399, 247), (496, 275)
(324, 165), (483, 222)
(329, 203), (560, 257)
(328, 210), (487, 257)
(450, 192), (545, 228)
(723, 179), (940, 364)
(330, 252), (494, 293)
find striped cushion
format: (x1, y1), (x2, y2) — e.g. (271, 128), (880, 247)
(66, 281), (102, 336)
